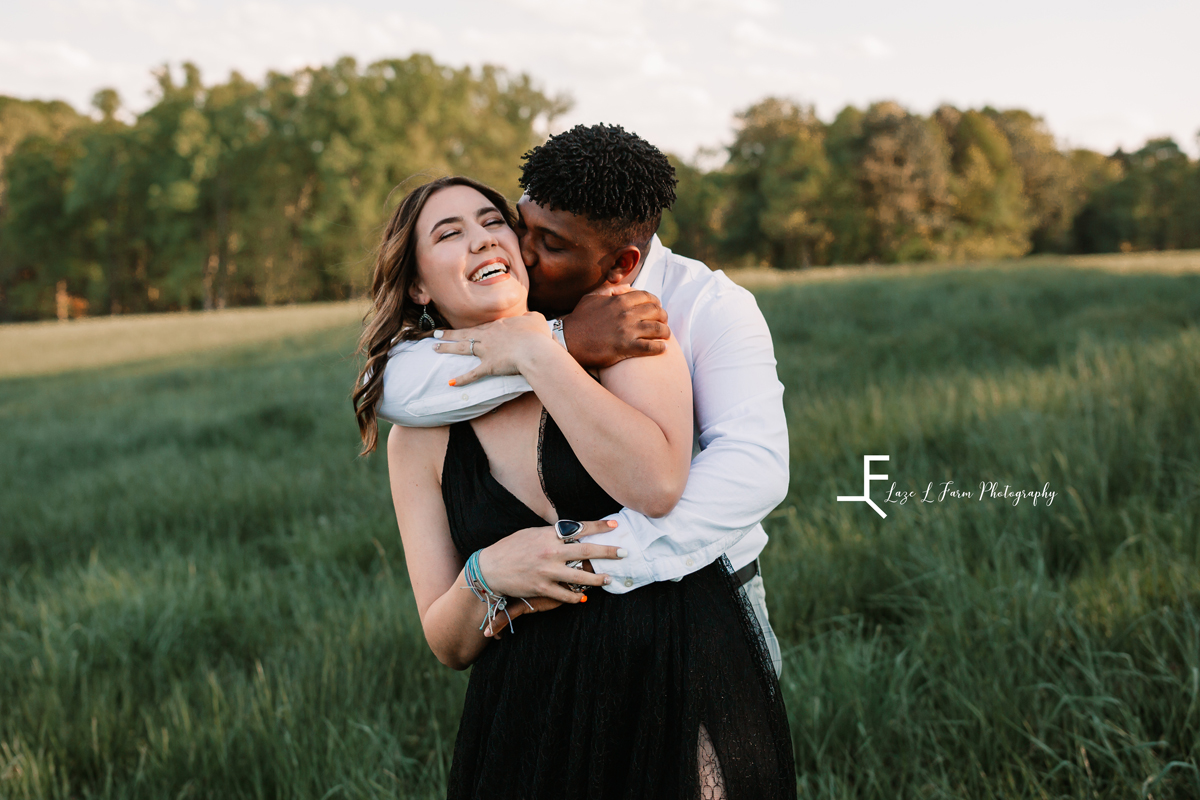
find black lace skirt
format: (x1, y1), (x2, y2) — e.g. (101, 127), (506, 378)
(446, 557), (796, 800)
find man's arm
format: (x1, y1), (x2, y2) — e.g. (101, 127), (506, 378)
(585, 283), (790, 593)
(378, 293), (669, 427)
(377, 338), (531, 427)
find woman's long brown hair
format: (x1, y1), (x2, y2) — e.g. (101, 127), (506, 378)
(353, 176), (518, 455)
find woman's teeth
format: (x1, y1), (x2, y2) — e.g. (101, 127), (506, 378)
(470, 264), (508, 282)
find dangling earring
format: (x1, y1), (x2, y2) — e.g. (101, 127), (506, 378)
(418, 304), (435, 331)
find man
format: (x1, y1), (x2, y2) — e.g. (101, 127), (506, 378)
(378, 124), (788, 673)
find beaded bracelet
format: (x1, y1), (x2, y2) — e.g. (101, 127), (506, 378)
(462, 549), (532, 635)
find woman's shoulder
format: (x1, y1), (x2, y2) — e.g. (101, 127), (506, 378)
(386, 423), (452, 480)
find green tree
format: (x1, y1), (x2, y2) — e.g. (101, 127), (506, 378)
(720, 98), (831, 268)
(1073, 138), (1195, 253)
(987, 108), (1082, 252)
(936, 106), (1033, 259)
(0, 55), (567, 320)
(658, 154), (724, 265)
(853, 101), (955, 262)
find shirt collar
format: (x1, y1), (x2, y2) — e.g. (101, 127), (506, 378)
(630, 234), (667, 297)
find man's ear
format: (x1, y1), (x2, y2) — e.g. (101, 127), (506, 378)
(603, 245), (643, 284)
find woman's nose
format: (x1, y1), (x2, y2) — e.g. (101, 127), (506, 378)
(471, 224), (500, 252)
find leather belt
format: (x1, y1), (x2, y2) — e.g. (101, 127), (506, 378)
(733, 558), (760, 588)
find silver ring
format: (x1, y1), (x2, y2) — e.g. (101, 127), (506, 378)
(469, 338), (476, 357)
(554, 519), (583, 542)
(555, 520), (586, 591)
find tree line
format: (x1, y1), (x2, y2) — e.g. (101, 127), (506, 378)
(1, 55), (1196, 321)
(665, 98), (1200, 270)
(0, 56), (567, 321)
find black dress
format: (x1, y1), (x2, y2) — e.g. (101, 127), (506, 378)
(442, 411), (796, 800)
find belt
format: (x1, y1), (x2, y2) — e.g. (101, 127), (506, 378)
(732, 558), (760, 588)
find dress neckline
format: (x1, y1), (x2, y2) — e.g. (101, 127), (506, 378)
(451, 419), (554, 526)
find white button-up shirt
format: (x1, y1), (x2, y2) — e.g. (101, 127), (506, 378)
(378, 235), (789, 593)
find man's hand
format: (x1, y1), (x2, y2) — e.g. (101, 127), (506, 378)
(561, 285), (670, 370)
(485, 562), (599, 638)
(485, 596), (562, 639)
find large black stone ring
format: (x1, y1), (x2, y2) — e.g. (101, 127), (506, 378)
(554, 519), (583, 542)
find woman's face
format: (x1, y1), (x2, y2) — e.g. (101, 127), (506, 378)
(410, 185), (528, 330)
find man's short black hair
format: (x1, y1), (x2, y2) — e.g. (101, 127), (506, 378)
(519, 123), (677, 248)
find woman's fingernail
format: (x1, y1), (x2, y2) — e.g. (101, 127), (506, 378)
(579, 594), (588, 603)
(448, 379), (456, 386)
(433, 330), (444, 339)
(608, 520), (618, 528)
(603, 575), (612, 585)
(617, 548), (628, 558)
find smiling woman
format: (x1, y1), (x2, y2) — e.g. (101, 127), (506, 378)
(352, 176), (522, 455)
(408, 185), (529, 329)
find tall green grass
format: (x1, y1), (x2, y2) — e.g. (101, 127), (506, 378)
(2, 265), (1198, 798)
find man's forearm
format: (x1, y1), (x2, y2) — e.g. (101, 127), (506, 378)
(586, 389), (790, 592)
(377, 340), (531, 427)
(584, 281), (790, 593)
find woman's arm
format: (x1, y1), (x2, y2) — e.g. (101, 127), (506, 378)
(387, 425), (624, 669)
(387, 425), (492, 669)
(523, 333), (692, 517)
(434, 314), (693, 517)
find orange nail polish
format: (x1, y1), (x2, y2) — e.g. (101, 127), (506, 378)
(448, 379), (456, 386)
(579, 594), (588, 603)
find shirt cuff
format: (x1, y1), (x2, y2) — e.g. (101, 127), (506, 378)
(588, 525), (752, 594)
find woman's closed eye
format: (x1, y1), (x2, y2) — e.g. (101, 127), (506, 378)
(438, 217), (504, 242)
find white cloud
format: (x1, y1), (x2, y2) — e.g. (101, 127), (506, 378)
(640, 51), (683, 78)
(492, 0), (647, 33)
(731, 21), (816, 57)
(667, 0), (779, 16)
(0, 38), (142, 108)
(2, 0), (1196, 160)
(854, 35), (893, 59)
(0, 40), (96, 74)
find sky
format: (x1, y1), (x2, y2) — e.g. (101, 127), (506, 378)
(3, 0), (1199, 160)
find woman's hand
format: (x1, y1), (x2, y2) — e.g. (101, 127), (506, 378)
(431, 312), (558, 386)
(477, 519), (625, 604)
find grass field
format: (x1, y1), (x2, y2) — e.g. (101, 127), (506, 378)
(2, 254), (1199, 798)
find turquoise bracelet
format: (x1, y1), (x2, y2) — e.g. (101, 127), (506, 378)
(462, 549), (532, 635)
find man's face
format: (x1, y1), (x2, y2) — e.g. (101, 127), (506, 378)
(515, 195), (612, 316)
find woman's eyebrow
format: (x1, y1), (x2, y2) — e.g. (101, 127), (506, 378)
(430, 207), (500, 236)
(429, 215), (463, 235)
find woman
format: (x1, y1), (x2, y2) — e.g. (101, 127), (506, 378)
(354, 176), (794, 799)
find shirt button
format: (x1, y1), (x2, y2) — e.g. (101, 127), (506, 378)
(623, 578), (634, 588)
(685, 558), (694, 567)
(461, 393), (469, 401)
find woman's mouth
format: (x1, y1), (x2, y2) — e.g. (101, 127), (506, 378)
(469, 258), (510, 284)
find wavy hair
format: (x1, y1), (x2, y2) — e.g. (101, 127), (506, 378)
(353, 176), (517, 455)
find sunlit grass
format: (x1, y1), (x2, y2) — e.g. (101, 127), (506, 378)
(0, 300), (365, 379)
(2, 260), (1199, 798)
